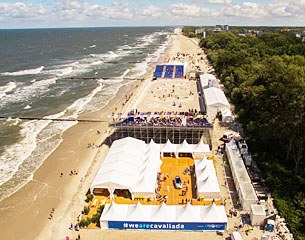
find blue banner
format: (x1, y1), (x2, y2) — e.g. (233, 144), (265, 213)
(108, 221), (227, 231)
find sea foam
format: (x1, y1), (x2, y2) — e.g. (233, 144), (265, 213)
(0, 66), (44, 76)
(0, 82), (17, 98)
(0, 79), (105, 201)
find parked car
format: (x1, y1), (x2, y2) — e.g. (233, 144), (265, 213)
(174, 176), (182, 189)
(220, 131), (234, 143)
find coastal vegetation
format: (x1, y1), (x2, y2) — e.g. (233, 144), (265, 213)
(197, 30), (305, 239)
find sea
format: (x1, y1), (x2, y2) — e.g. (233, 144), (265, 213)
(0, 27), (172, 202)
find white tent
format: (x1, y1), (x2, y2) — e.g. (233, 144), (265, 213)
(161, 139), (177, 157)
(194, 158), (221, 199)
(176, 139), (193, 157)
(193, 141), (211, 158)
(100, 202), (128, 229)
(196, 156), (208, 169)
(200, 74), (217, 89)
(91, 136), (213, 201)
(176, 203), (201, 222)
(126, 202), (151, 221)
(133, 174), (156, 199)
(90, 137), (159, 200)
(203, 87), (230, 117)
(150, 202), (176, 222)
(100, 202), (228, 230)
(201, 203), (228, 223)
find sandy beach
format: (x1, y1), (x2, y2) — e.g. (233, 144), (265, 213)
(0, 32), (186, 240)
(0, 32), (258, 240)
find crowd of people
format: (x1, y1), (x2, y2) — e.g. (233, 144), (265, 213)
(114, 110), (213, 127)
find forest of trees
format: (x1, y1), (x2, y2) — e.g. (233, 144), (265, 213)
(198, 31), (305, 239)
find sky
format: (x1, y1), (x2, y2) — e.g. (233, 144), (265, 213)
(0, 0), (304, 29)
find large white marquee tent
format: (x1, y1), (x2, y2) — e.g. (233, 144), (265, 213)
(100, 202), (228, 231)
(200, 73), (219, 89)
(203, 87), (230, 118)
(90, 137), (211, 200)
(90, 137), (161, 200)
(194, 157), (221, 199)
(160, 139), (211, 158)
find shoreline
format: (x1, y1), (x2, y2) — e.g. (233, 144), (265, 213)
(0, 32), (172, 240)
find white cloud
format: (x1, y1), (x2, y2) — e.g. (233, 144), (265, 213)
(0, 2), (46, 18)
(222, 2), (268, 18)
(265, 0), (305, 18)
(112, 1), (128, 7)
(51, 0), (134, 20)
(142, 5), (163, 17)
(0, 0), (304, 28)
(169, 3), (212, 17)
(192, 0), (232, 5)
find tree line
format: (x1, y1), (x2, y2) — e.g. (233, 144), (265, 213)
(198, 31), (305, 239)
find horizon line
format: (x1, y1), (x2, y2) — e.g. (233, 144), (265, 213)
(1, 25), (305, 30)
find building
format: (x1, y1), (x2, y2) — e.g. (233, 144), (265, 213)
(195, 28), (205, 35)
(214, 25), (229, 32)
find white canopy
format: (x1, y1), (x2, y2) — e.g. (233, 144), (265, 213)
(200, 74), (219, 89)
(203, 87), (230, 117)
(90, 137), (159, 199)
(176, 203), (201, 222)
(100, 202), (228, 230)
(195, 158), (221, 199)
(193, 141), (211, 158)
(161, 139), (176, 154)
(126, 202), (151, 221)
(161, 139), (211, 158)
(201, 203), (227, 222)
(100, 202), (128, 221)
(150, 202), (176, 222)
(177, 139), (193, 153)
(91, 137), (212, 201)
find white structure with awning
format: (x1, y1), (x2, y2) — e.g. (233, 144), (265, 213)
(160, 139), (211, 158)
(176, 203), (202, 222)
(193, 141), (211, 158)
(100, 202), (228, 231)
(91, 137), (211, 201)
(90, 137), (160, 200)
(203, 87), (230, 118)
(194, 157), (221, 199)
(200, 74), (219, 89)
(161, 139), (177, 157)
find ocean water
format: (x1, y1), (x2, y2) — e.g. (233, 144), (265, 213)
(0, 27), (172, 201)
